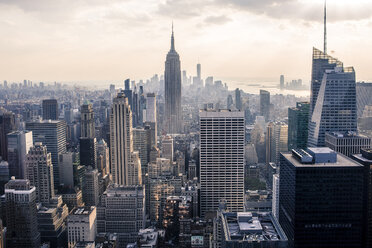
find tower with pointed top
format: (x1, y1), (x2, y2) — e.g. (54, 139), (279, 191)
(164, 25), (182, 134)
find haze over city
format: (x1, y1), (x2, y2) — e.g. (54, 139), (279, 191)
(1, 0), (372, 85)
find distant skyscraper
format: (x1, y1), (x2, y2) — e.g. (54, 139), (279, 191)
(279, 148), (367, 248)
(235, 88), (242, 110)
(5, 178), (40, 248)
(197, 63), (201, 82)
(42, 99), (59, 120)
(288, 102), (310, 150)
(199, 110), (245, 216)
(0, 110), (16, 161)
(26, 120), (67, 187)
(7, 131), (33, 179)
(26, 143), (55, 204)
(260, 90), (270, 121)
(124, 79), (133, 109)
(227, 95), (233, 110)
(266, 122), (288, 165)
(145, 93), (157, 147)
(164, 25), (182, 134)
(280, 75), (285, 89)
(80, 103), (95, 138)
(308, 49), (357, 147)
(162, 136), (174, 162)
(110, 92), (141, 185)
(133, 127), (151, 172)
(138, 86), (146, 126)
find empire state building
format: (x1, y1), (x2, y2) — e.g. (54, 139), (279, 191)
(164, 26), (182, 134)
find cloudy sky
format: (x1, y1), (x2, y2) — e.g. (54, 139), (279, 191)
(1, 0), (372, 85)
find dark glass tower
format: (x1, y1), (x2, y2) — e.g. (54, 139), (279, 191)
(260, 90), (270, 121)
(164, 25), (182, 134)
(288, 102), (310, 150)
(279, 148), (367, 248)
(42, 99), (59, 120)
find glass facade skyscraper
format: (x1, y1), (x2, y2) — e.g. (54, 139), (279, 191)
(288, 102), (310, 150)
(308, 48), (357, 147)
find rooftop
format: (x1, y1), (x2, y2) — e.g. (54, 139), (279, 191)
(221, 212), (287, 243)
(284, 148), (362, 167)
(71, 206), (95, 215)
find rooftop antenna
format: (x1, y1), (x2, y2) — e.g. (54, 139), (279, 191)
(324, 0), (327, 54)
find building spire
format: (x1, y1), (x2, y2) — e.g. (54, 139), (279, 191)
(171, 22), (175, 51)
(324, 0), (327, 54)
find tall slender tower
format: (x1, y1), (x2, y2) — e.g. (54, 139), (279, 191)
(164, 24), (182, 134)
(324, 0), (327, 54)
(110, 92), (141, 185)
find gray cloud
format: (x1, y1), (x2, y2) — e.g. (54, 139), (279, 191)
(204, 15), (231, 25)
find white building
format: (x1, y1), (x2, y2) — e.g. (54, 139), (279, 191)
(199, 109), (245, 216)
(272, 174), (280, 221)
(7, 130), (33, 179)
(67, 207), (97, 248)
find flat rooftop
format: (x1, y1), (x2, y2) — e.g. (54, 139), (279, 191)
(222, 212), (287, 243)
(283, 150), (363, 168)
(71, 206), (95, 215)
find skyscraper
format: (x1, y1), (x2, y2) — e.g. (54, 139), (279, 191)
(227, 95), (233, 110)
(83, 167), (99, 207)
(26, 120), (67, 187)
(0, 110), (16, 161)
(26, 142), (55, 204)
(199, 109), (245, 216)
(308, 49), (357, 147)
(235, 88), (242, 110)
(280, 75), (285, 89)
(164, 25), (182, 134)
(67, 207), (97, 248)
(288, 102), (310, 150)
(145, 93), (157, 148)
(79, 137), (97, 168)
(7, 131), (33, 179)
(42, 99), (59, 120)
(197, 63), (201, 82)
(162, 136), (174, 162)
(279, 148), (366, 247)
(260, 90), (270, 121)
(97, 185), (145, 246)
(80, 103), (95, 139)
(5, 178), (40, 248)
(110, 92), (141, 185)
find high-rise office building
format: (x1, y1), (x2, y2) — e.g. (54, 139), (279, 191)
(80, 103), (95, 139)
(97, 185), (145, 247)
(288, 102), (310, 150)
(308, 49), (357, 147)
(7, 131), (33, 179)
(5, 178), (40, 248)
(123, 79), (133, 111)
(266, 122), (288, 165)
(79, 137), (97, 168)
(146, 93), (157, 123)
(279, 148), (366, 247)
(325, 131), (371, 157)
(280, 75), (285, 89)
(351, 148), (372, 247)
(235, 88), (242, 110)
(96, 139), (110, 175)
(197, 63), (201, 82)
(26, 142), (55, 204)
(83, 167), (99, 207)
(199, 109), (245, 216)
(0, 219), (4, 248)
(26, 120), (67, 186)
(133, 127), (151, 172)
(162, 136), (174, 162)
(138, 86), (146, 126)
(37, 196), (68, 248)
(67, 207), (97, 248)
(227, 95), (234, 110)
(260, 90), (270, 121)
(0, 110), (16, 161)
(42, 99), (59, 120)
(110, 92), (131, 184)
(272, 174), (280, 221)
(164, 25), (182, 134)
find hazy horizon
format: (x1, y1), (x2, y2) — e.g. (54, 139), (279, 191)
(1, 0), (372, 84)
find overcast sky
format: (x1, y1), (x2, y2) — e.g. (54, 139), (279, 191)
(1, 0), (372, 84)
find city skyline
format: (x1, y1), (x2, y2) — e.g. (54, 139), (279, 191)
(1, 0), (372, 84)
